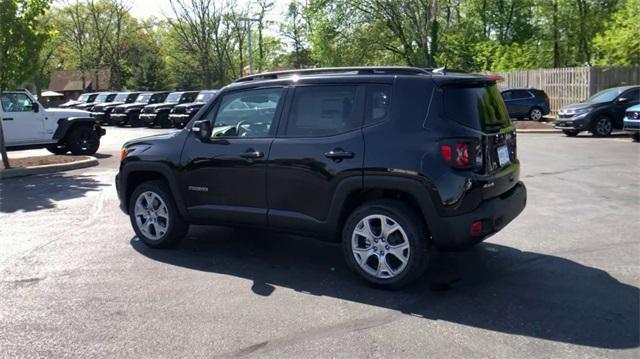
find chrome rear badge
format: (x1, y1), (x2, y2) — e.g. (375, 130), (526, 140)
(188, 186), (208, 192)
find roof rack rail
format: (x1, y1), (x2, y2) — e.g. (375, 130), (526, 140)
(234, 66), (431, 83)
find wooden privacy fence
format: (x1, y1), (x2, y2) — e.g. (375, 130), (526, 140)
(493, 66), (640, 114)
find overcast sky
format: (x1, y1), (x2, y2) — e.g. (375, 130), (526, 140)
(129, 0), (288, 21)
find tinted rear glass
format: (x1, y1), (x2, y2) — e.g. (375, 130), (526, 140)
(443, 84), (511, 132)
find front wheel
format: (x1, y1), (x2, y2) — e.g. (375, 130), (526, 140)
(66, 126), (100, 155)
(129, 180), (188, 248)
(342, 200), (429, 289)
(592, 116), (613, 137)
(46, 144), (68, 155)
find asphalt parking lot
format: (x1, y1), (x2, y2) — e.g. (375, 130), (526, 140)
(0, 127), (638, 358)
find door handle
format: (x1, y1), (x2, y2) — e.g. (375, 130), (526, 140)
(2, 117), (13, 121)
(240, 150), (264, 159)
(324, 149), (354, 160)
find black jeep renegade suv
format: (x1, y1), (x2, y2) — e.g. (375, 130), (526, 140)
(116, 67), (526, 288)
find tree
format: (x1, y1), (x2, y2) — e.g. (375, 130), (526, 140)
(281, 1), (311, 69)
(593, 0), (640, 66)
(0, 0), (50, 169)
(255, 0), (274, 72)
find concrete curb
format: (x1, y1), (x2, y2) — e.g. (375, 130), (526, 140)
(0, 156), (98, 179)
(516, 129), (560, 134)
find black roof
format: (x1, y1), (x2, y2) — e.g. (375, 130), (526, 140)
(231, 66), (491, 90)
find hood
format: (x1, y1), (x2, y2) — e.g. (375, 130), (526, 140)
(558, 102), (598, 115)
(46, 108), (92, 117)
(60, 100), (82, 107)
(95, 101), (125, 109)
(75, 102), (96, 109)
(145, 102), (179, 110)
(174, 101), (205, 109)
(123, 131), (181, 148)
(625, 104), (640, 112)
(118, 102), (147, 110)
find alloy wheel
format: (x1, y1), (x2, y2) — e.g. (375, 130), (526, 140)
(596, 117), (612, 136)
(134, 191), (170, 240)
(351, 214), (410, 279)
(530, 108), (542, 121)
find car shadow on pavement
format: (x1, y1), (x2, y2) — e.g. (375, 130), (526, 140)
(0, 172), (108, 213)
(131, 226), (639, 350)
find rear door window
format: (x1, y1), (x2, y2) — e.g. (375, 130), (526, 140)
(443, 83), (511, 132)
(365, 84), (392, 125)
(285, 85), (361, 137)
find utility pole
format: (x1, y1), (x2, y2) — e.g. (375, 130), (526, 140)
(240, 17), (260, 74)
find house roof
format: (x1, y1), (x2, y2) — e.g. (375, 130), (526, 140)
(49, 69), (111, 92)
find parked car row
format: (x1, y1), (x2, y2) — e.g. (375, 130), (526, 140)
(61, 90), (218, 129)
(555, 85), (640, 137)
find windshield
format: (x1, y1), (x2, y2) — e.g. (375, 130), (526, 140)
(196, 92), (216, 102)
(443, 83), (511, 132)
(95, 94), (109, 103)
(166, 93), (181, 103)
(78, 94), (89, 102)
(114, 93), (129, 102)
(136, 94), (151, 103)
(588, 88), (625, 103)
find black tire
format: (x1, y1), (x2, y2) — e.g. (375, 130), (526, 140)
(158, 113), (172, 128)
(592, 116), (613, 137)
(342, 199), (429, 289)
(46, 144), (68, 155)
(129, 113), (142, 127)
(528, 107), (544, 121)
(632, 133), (640, 142)
(563, 130), (579, 137)
(145, 121), (156, 128)
(129, 180), (189, 249)
(66, 126), (100, 155)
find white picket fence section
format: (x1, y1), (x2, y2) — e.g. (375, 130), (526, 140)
(493, 66), (640, 114)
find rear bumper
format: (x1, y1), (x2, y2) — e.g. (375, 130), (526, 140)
(430, 182), (527, 251)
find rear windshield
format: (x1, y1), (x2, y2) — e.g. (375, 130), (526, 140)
(443, 84), (511, 132)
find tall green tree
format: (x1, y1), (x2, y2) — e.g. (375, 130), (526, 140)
(593, 0), (640, 66)
(0, 0), (50, 169)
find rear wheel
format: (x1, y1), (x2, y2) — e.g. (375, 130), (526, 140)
(632, 133), (640, 142)
(66, 126), (100, 155)
(529, 107), (543, 121)
(342, 200), (429, 289)
(592, 116), (613, 137)
(129, 180), (188, 248)
(563, 130), (579, 137)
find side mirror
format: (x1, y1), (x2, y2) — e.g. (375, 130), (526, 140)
(191, 120), (211, 140)
(32, 102), (39, 112)
(617, 97), (630, 104)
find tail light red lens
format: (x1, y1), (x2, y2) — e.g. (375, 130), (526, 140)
(440, 140), (481, 170)
(470, 221), (483, 236)
(440, 145), (452, 162)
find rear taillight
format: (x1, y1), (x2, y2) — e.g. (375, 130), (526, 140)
(440, 140), (483, 170)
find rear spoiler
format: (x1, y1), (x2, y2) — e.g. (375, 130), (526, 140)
(431, 73), (504, 88)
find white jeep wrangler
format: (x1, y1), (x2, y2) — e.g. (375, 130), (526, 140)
(1, 90), (105, 155)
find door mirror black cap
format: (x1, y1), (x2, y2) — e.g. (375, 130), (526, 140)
(32, 102), (39, 112)
(617, 97), (630, 104)
(191, 120), (211, 140)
